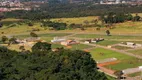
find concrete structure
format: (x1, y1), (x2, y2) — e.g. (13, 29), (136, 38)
(25, 37), (41, 42)
(97, 58), (117, 64)
(122, 66), (142, 74)
(84, 40), (92, 44)
(61, 40), (79, 46)
(84, 38), (104, 44)
(51, 37), (66, 43)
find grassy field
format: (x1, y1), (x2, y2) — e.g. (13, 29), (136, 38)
(70, 44), (92, 50)
(74, 34), (142, 40)
(2, 17), (142, 37)
(112, 46), (132, 50)
(51, 16), (99, 25)
(128, 49), (142, 56)
(128, 72), (141, 77)
(96, 40), (121, 46)
(2, 17), (142, 35)
(52, 43), (91, 50)
(89, 48), (142, 70)
(15, 33), (71, 38)
(51, 16), (142, 34)
(1, 44), (32, 51)
(51, 43), (64, 49)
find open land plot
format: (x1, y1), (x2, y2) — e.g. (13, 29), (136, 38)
(128, 49), (142, 56)
(52, 43), (92, 50)
(51, 16), (99, 25)
(70, 44), (92, 50)
(128, 72), (141, 77)
(110, 21), (142, 34)
(2, 43), (92, 51)
(112, 46), (133, 50)
(106, 75), (116, 80)
(51, 16), (142, 34)
(1, 18), (22, 25)
(89, 48), (142, 71)
(2, 18), (142, 36)
(15, 33), (71, 39)
(1, 44), (32, 51)
(0, 23), (44, 35)
(96, 40), (121, 46)
(51, 43), (64, 49)
(74, 34), (142, 40)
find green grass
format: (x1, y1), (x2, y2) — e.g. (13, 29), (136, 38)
(106, 75), (116, 80)
(128, 72), (141, 77)
(89, 48), (142, 70)
(96, 40), (121, 46)
(51, 16), (98, 25)
(128, 49), (142, 56)
(90, 48), (132, 60)
(38, 33), (71, 37)
(74, 34), (142, 40)
(51, 43), (91, 50)
(70, 44), (92, 50)
(41, 37), (53, 42)
(106, 59), (142, 71)
(112, 46), (132, 50)
(52, 44), (64, 49)
(15, 33), (71, 39)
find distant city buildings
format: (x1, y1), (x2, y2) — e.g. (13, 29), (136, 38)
(68, 0), (142, 4)
(1, 0), (142, 12)
(99, 0), (142, 4)
(0, 0), (33, 12)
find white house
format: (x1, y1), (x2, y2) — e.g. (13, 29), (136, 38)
(51, 37), (66, 43)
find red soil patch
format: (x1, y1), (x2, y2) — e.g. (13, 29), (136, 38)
(83, 49), (90, 52)
(98, 66), (115, 74)
(66, 46), (72, 49)
(98, 60), (120, 67)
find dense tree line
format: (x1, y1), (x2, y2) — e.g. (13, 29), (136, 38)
(0, 42), (108, 80)
(4, 3), (142, 20)
(41, 21), (67, 30)
(100, 12), (141, 24)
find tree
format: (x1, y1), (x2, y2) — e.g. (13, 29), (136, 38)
(32, 42), (51, 52)
(1, 36), (8, 43)
(0, 47), (108, 80)
(9, 37), (17, 44)
(125, 13), (133, 21)
(30, 32), (38, 37)
(0, 46), (8, 52)
(133, 14), (141, 21)
(83, 20), (89, 25)
(106, 30), (110, 36)
(19, 46), (25, 51)
(91, 19), (98, 25)
(0, 22), (3, 28)
(28, 21), (34, 26)
(0, 13), (4, 21)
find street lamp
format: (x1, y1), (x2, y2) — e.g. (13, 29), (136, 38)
(139, 66), (142, 80)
